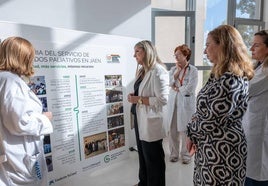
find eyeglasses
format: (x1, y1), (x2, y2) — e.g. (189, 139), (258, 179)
(173, 54), (184, 57)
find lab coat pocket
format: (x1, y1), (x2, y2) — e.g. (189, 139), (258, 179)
(147, 108), (162, 118)
(183, 96), (194, 110)
(23, 152), (43, 180)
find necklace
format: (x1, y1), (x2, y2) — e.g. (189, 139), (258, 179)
(177, 63), (189, 86)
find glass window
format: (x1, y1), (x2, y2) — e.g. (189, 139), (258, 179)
(236, 24), (260, 49)
(236, 0), (262, 19)
(196, 70), (211, 93)
(151, 0), (264, 88)
(203, 0), (228, 66)
(204, 0), (228, 33)
(202, 70), (211, 86)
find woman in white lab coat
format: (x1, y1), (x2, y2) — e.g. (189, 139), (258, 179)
(167, 44), (198, 164)
(243, 30), (268, 186)
(0, 37), (53, 186)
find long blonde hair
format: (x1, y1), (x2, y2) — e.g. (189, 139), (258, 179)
(0, 36), (35, 77)
(134, 40), (165, 79)
(208, 25), (254, 80)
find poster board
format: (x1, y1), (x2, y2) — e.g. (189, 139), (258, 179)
(0, 21), (139, 186)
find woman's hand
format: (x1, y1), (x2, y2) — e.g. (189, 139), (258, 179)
(176, 63), (182, 71)
(128, 93), (139, 104)
(43, 112), (53, 121)
(171, 83), (179, 92)
(186, 137), (196, 156)
(173, 69), (180, 80)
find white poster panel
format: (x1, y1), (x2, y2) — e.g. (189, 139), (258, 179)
(0, 21), (139, 186)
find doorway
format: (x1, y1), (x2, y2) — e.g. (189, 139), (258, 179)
(152, 9), (195, 69)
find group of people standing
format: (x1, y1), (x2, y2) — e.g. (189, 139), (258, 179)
(128, 25), (268, 186)
(0, 24), (267, 186)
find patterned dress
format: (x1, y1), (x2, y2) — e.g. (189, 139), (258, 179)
(187, 72), (248, 186)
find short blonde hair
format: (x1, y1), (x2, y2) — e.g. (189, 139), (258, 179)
(0, 36), (35, 77)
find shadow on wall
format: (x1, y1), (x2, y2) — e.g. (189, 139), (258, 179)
(75, 0), (150, 35)
(0, 0), (150, 42)
(0, 0), (8, 4)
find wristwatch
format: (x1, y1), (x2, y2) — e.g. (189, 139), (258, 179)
(138, 97), (143, 104)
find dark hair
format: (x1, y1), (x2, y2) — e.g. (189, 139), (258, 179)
(254, 30), (268, 47)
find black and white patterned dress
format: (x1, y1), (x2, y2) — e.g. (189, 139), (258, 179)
(187, 72), (248, 186)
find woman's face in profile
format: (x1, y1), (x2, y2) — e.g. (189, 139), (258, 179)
(204, 35), (220, 64)
(250, 35), (268, 61)
(174, 50), (187, 66)
(134, 46), (145, 65)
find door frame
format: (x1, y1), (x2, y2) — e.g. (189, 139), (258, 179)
(151, 9), (196, 66)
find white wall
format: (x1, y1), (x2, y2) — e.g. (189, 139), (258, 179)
(264, 0), (268, 29)
(0, 0), (150, 149)
(0, 0), (151, 39)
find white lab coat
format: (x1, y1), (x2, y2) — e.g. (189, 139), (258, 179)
(167, 64), (198, 131)
(0, 71), (53, 186)
(243, 63), (268, 181)
(136, 64), (169, 142)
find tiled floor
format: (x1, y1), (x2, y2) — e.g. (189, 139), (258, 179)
(87, 137), (194, 186)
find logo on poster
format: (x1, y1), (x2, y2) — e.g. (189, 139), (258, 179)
(104, 155), (110, 163)
(106, 54), (120, 63)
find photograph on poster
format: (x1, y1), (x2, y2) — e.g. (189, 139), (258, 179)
(28, 76), (48, 112)
(104, 75), (122, 87)
(44, 135), (52, 154)
(108, 127), (125, 151)
(46, 156), (53, 172)
(28, 75), (46, 95)
(39, 97), (48, 112)
(46, 155), (53, 172)
(107, 114), (124, 129)
(106, 88), (123, 103)
(106, 102), (124, 116)
(84, 132), (108, 159)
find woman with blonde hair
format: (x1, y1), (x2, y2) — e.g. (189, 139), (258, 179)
(186, 25), (254, 185)
(128, 40), (169, 186)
